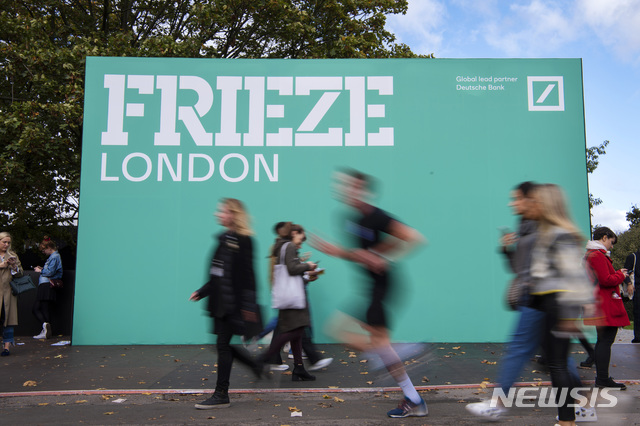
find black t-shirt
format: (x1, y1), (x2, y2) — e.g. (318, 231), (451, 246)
(346, 206), (394, 250)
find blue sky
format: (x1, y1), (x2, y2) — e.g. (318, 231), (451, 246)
(386, 0), (640, 232)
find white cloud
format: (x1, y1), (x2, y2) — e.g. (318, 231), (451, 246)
(483, 1), (581, 56)
(591, 205), (629, 233)
(580, 0), (640, 62)
(386, 0), (447, 54)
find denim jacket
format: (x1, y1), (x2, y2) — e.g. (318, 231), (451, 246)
(39, 251), (63, 284)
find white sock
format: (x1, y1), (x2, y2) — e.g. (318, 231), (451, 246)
(398, 377), (421, 404)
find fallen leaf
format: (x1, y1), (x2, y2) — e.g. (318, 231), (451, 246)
(174, 359), (181, 362)
(23, 381), (37, 387)
(421, 376), (430, 383)
(328, 386), (339, 389)
(54, 355), (63, 359)
(333, 397), (344, 403)
(360, 372), (368, 375)
(359, 359), (368, 363)
(288, 406), (301, 412)
(203, 364), (210, 367)
(142, 392), (152, 395)
(103, 412), (115, 415)
(75, 400), (87, 403)
(319, 402), (332, 408)
(138, 381), (146, 384)
(207, 416), (216, 419)
(366, 381), (373, 385)
(322, 395), (331, 399)
(38, 403), (49, 406)
(452, 346), (461, 350)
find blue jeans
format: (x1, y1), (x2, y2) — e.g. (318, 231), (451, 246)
(497, 306), (581, 394)
(497, 306), (545, 393)
(2, 325), (14, 345)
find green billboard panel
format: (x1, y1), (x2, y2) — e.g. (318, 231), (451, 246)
(76, 58), (589, 345)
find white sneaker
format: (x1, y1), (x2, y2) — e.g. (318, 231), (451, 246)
(33, 330), (47, 339)
(308, 357), (333, 371)
(465, 400), (506, 421)
(269, 364), (289, 371)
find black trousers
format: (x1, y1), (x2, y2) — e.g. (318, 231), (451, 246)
(214, 319), (256, 394)
(536, 294), (582, 422)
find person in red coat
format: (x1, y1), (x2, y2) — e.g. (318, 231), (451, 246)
(584, 227), (630, 390)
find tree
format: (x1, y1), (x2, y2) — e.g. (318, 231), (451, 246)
(626, 205), (640, 228)
(0, 0), (419, 249)
(586, 140), (608, 214)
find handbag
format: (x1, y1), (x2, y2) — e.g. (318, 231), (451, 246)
(49, 278), (63, 289)
(271, 242), (307, 309)
(10, 275), (36, 296)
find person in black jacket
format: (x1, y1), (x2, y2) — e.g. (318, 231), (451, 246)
(190, 198), (261, 409)
(623, 248), (639, 343)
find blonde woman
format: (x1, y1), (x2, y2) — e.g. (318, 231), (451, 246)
(527, 184), (593, 426)
(0, 232), (24, 356)
(190, 198), (261, 409)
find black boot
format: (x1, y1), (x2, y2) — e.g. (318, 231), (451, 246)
(292, 364), (315, 381)
(579, 356), (594, 368)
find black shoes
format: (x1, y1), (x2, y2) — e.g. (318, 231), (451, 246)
(595, 377), (626, 391)
(579, 356), (594, 368)
(291, 364), (316, 381)
(195, 392), (230, 409)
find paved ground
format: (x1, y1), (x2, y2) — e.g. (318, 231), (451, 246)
(1, 337), (639, 425)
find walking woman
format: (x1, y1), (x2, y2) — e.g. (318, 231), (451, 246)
(527, 184), (593, 426)
(584, 226), (629, 390)
(190, 198), (261, 409)
(0, 232), (24, 355)
(259, 222), (319, 381)
(33, 237), (62, 339)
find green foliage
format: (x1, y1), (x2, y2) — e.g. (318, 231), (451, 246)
(0, 0), (420, 249)
(611, 224), (640, 270)
(586, 140), (608, 212)
(626, 205), (640, 227)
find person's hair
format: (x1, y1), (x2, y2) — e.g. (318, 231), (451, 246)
(275, 221), (292, 239)
(532, 184), (584, 242)
(515, 181), (537, 197)
(222, 198), (253, 236)
(291, 224), (306, 242)
(340, 168), (376, 193)
(39, 236), (57, 251)
(592, 226), (616, 243)
(0, 231), (19, 258)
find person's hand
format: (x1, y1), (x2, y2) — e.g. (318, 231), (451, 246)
(621, 268), (629, 276)
(34, 266), (42, 273)
(501, 232), (518, 247)
(306, 261), (318, 270)
(307, 274), (319, 282)
(299, 251), (311, 262)
(241, 309), (258, 323)
(308, 235), (343, 258)
(6, 257), (16, 267)
(189, 291), (201, 301)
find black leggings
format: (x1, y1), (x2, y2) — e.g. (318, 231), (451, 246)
(261, 327), (305, 365)
(594, 326), (618, 381)
(32, 300), (52, 324)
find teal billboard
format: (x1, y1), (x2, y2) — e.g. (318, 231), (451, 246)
(75, 57), (589, 345)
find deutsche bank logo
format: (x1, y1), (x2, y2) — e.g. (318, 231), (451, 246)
(527, 76), (565, 111)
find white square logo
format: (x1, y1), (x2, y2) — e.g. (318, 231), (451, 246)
(527, 76), (564, 111)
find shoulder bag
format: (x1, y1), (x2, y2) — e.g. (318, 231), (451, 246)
(10, 275), (36, 296)
(271, 242), (307, 309)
